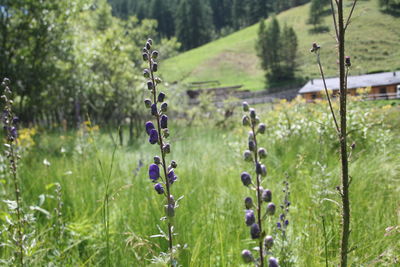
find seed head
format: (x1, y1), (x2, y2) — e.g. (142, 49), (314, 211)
(163, 128), (169, 138)
(249, 108), (256, 119)
(264, 235), (274, 250)
(241, 249), (253, 263)
(241, 172), (252, 186)
(149, 129), (159, 144)
(242, 115), (250, 126)
(245, 210), (255, 226)
(250, 223), (261, 239)
(266, 203), (276, 215)
(244, 197), (253, 209)
(143, 53), (149, 61)
(149, 164), (160, 180)
(154, 183), (164, 194)
(345, 56), (351, 67)
(310, 42), (320, 53)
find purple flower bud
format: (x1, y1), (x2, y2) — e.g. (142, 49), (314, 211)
(147, 80), (153, 90)
(162, 128), (169, 138)
(255, 163), (262, 175)
(250, 223), (260, 239)
(241, 172), (252, 186)
(261, 164), (267, 177)
(143, 53), (149, 61)
(143, 69), (150, 78)
(242, 115), (250, 126)
(266, 203), (276, 215)
(167, 170), (177, 184)
(258, 123), (266, 134)
(262, 189), (272, 202)
(154, 156), (161, 164)
(268, 257), (279, 267)
(277, 222), (282, 229)
(149, 164), (160, 180)
(248, 140), (255, 151)
(151, 50), (159, 59)
(258, 148), (267, 159)
(280, 213), (285, 221)
(264, 235), (274, 250)
(242, 102), (249, 112)
(158, 92), (166, 102)
(160, 115), (168, 129)
(161, 102), (168, 112)
(244, 197), (253, 209)
(163, 143), (170, 154)
(241, 249), (253, 263)
(249, 108), (256, 119)
(170, 160), (177, 168)
(245, 210), (255, 226)
(155, 76), (162, 84)
(145, 121), (155, 135)
(145, 41), (151, 50)
(154, 183), (164, 194)
(345, 56), (351, 67)
(149, 129), (159, 144)
(152, 62), (158, 72)
(243, 150), (252, 162)
(151, 104), (158, 116)
(144, 99), (152, 108)
(285, 219), (289, 226)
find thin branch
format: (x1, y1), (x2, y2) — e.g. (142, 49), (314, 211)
(316, 52), (341, 134)
(344, 0), (358, 32)
(330, 0), (339, 41)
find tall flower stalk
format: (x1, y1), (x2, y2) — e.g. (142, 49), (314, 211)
(240, 102), (278, 267)
(311, 1), (358, 265)
(1, 78), (23, 266)
(142, 39), (179, 266)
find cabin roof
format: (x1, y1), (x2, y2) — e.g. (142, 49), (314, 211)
(299, 71), (400, 94)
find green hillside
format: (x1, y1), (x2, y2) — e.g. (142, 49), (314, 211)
(161, 1), (400, 91)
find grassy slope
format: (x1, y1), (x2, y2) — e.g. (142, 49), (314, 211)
(162, 0), (400, 91)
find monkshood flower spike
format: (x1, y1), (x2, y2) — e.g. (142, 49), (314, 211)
(240, 102), (279, 267)
(142, 38), (181, 266)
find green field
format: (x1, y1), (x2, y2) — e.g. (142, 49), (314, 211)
(161, 1), (400, 91)
(1, 98), (399, 266)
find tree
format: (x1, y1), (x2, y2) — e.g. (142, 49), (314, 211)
(256, 17), (298, 85)
(308, 0), (330, 30)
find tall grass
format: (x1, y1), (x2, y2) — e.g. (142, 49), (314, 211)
(1, 99), (398, 266)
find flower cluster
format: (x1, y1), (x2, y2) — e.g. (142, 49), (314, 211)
(240, 102), (279, 267)
(277, 180), (290, 238)
(142, 38), (179, 264)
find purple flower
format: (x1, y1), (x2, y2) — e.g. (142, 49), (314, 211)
(158, 92), (165, 102)
(264, 235), (274, 250)
(149, 164), (160, 180)
(244, 197), (253, 209)
(145, 121), (155, 135)
(268, 257), (279, 267)
(241, 172), (252, 186)
(245, 210), (255, 226)
(277, 222), (282, 229)
(248, 140), (255, 151)
(285, 219), (289, 226)
(154, 183), (164, 194)
(262, 189), (272, 202)
(250, 223), (260, 239)
(255, 163), (262, 175)
(167, 170), (177, 184)
(151, 104), (158, 116)
(266, 203), (276, 215)
(10, 126), (17, 139)
(161, 115), (168, 129)
(149, 129), (159, 144)
(241, 249), (253, 263)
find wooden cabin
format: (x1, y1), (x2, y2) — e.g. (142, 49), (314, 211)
(299, 71), (400, 101)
